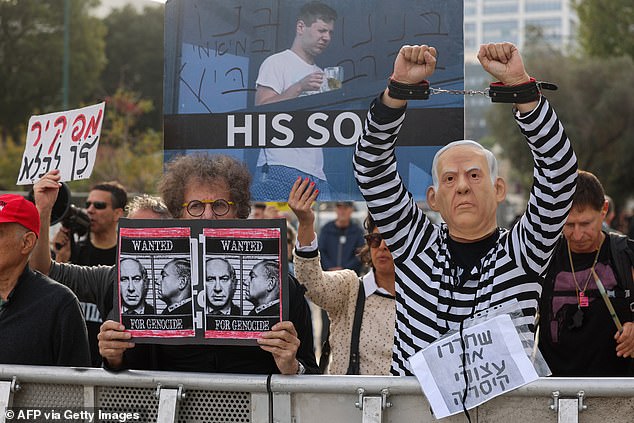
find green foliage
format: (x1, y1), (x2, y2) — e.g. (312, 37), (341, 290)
(0, 138), (29, 192)
(65, 88), (163, 195)
(0, 0), (106, 143)
(488, 50), (634, 206)
(575, 0), (634, 59)
(101, 4), (164, 131)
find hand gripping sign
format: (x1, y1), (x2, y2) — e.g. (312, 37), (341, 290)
(17, 102), (105, 185)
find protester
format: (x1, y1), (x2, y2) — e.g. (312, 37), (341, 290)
(318, 201), (365, 274)
(31, 190), (171, 334)
(205, 258), (241, 315)
(539, 170), (634, 376)
(314, 200), (365, 356)
(52, 181), (127, 265)
(353, 42), (578, 375)
(251, 202), (267, 219)
(119, 257), (154, 315)
(50, 180), (127, 366)
(289, 178), (396, 375)
(125, 194), (171, 219)
(0, 194), (89, 366)
(33, 154), (318, 375)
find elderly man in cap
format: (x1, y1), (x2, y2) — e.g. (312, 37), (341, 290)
(0, 194), (89, 366)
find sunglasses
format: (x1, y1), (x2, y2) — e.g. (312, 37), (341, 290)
(364, 233), (383, 248)
(182, 199), (235, 218)
(85, 201), (108, 210)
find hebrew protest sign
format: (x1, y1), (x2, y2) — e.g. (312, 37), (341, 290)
(17, 102), (105, 185)
(409, 314), (539, 419)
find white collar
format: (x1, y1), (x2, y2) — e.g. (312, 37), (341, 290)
(123, 304), (146, 314)
(167, 298), (191, 313)
(254, 299), (280, 314)
(362, 269), (392, 298)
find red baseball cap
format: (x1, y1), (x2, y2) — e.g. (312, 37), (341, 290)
(0, 194), (40, 237)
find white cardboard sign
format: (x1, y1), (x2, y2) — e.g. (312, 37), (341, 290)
(17, 102), (105, 185)
(409, 314), (539, 419)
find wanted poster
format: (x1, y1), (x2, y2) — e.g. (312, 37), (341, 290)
(118, 226), (195, 340)
(203, 227), (284, 341)
(115, 218), (288, 346)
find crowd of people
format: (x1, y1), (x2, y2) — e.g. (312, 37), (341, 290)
(1, 37), (633, 401)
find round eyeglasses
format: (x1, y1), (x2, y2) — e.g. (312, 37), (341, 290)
(181, 199), (235, 218)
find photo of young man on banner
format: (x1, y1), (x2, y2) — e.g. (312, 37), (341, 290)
(115, 219), (288, 346)
(163, 0), (464, 201)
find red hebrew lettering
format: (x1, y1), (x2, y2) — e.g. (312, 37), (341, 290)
(49, 116), (67, 155)
(71, 114), (86, 142)
(30, 121), (42, 147)
(84, 109), (103, 139)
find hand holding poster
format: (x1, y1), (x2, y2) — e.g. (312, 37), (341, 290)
(408, 314), (539, 419)
(17, 102), (105, 185)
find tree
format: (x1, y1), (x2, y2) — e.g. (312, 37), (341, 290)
(100, 4), (164, 132)
(0, 139), (28, 191)
(488, 48), (634, 206)
(0, 0), (106, 143)
(575, 0), (634, 59)
(66, 88), (163, 195)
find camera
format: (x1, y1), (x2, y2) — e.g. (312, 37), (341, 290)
(27, 181), (90, 239)
(60, 203), (90, 238)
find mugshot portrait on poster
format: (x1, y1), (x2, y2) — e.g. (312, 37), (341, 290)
(203, 226), (286, 341)
(115, 218), (288, 346)
(117, 226), (195, 340)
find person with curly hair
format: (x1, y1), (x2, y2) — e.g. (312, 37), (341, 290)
(32, 154), (318, 376)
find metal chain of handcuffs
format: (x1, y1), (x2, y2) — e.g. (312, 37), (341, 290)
(387, 77), (558, 102)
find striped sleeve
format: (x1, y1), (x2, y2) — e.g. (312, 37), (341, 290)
(353, 97), (436, 262)
(508, 97), (578, 276)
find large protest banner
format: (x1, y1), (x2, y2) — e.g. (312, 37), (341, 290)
(164, 0), (464, 201)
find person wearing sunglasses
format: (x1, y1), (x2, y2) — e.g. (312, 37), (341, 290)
(288, 177), (395, 375)
(32, 153), (318, 376)
(52, 181), (128, 266)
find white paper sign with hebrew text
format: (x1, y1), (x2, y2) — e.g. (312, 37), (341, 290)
(409, 314), (539, 419)
(17, 102), (105, 185)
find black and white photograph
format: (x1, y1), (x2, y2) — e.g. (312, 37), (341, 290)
(203, 226), (286, 341)
(118, 226), (195, 339)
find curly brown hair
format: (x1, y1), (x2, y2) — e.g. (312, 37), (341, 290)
(358, 213), (378, 266)
(159, 154), (252, 219)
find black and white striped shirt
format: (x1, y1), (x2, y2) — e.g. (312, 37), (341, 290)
(353, 96), (577, 376)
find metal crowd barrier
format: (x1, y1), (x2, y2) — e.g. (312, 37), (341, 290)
(1, 365), (633, 423)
